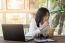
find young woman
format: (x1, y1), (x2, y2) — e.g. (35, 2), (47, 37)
(25, 7), (54, 40)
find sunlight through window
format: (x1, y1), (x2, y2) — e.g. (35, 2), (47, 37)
(6, 13), (26, 24)
(0, 0), (1, 9)
(7, 0), (24, 9)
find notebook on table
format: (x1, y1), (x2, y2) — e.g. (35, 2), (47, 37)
(34, 38), (55, 42)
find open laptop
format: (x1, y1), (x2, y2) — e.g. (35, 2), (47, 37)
(2, 24), (26, 42)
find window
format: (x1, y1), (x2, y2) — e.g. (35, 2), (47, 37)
(29, 0), (39, 9)
(25, 0), (29, 10)
(0, 0), (48, 24)
(6, 13), (26, 24)
(0, 0), (1, 9)
(7, 0), (24, 9)
(0, 13), (3, 24)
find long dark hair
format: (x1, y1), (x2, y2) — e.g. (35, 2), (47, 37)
(35, 7), (50, 27)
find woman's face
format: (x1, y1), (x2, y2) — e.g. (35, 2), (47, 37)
(42, 13), (49, 23)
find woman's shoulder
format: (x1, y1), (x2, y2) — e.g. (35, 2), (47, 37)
(30, 18), (36, 24)
(30, 18), (38, 28)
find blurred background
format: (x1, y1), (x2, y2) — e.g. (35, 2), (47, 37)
(0, 0), (65, 36)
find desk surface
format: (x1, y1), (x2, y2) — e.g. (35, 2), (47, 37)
(0, 36), (65, 43)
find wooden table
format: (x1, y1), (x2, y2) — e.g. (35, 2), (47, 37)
(0, 36), (65, 43)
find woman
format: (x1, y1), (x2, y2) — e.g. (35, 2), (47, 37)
(25, 7), (54, 40)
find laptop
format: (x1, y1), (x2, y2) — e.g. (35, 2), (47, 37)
(2, 24), (26, 42)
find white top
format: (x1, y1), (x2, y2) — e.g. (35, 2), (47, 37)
(25, 18), (50, 40)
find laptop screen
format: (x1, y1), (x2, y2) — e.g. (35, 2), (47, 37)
(2, 24), (25, 41)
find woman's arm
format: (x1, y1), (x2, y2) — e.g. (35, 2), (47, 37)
(39, 24), (55, 37)
(25, 19), (41, 39)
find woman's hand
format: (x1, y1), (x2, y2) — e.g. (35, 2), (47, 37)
(39, 21), (49, 30)
(43, 21), (49, 27)
(39, 21), (55, 38)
